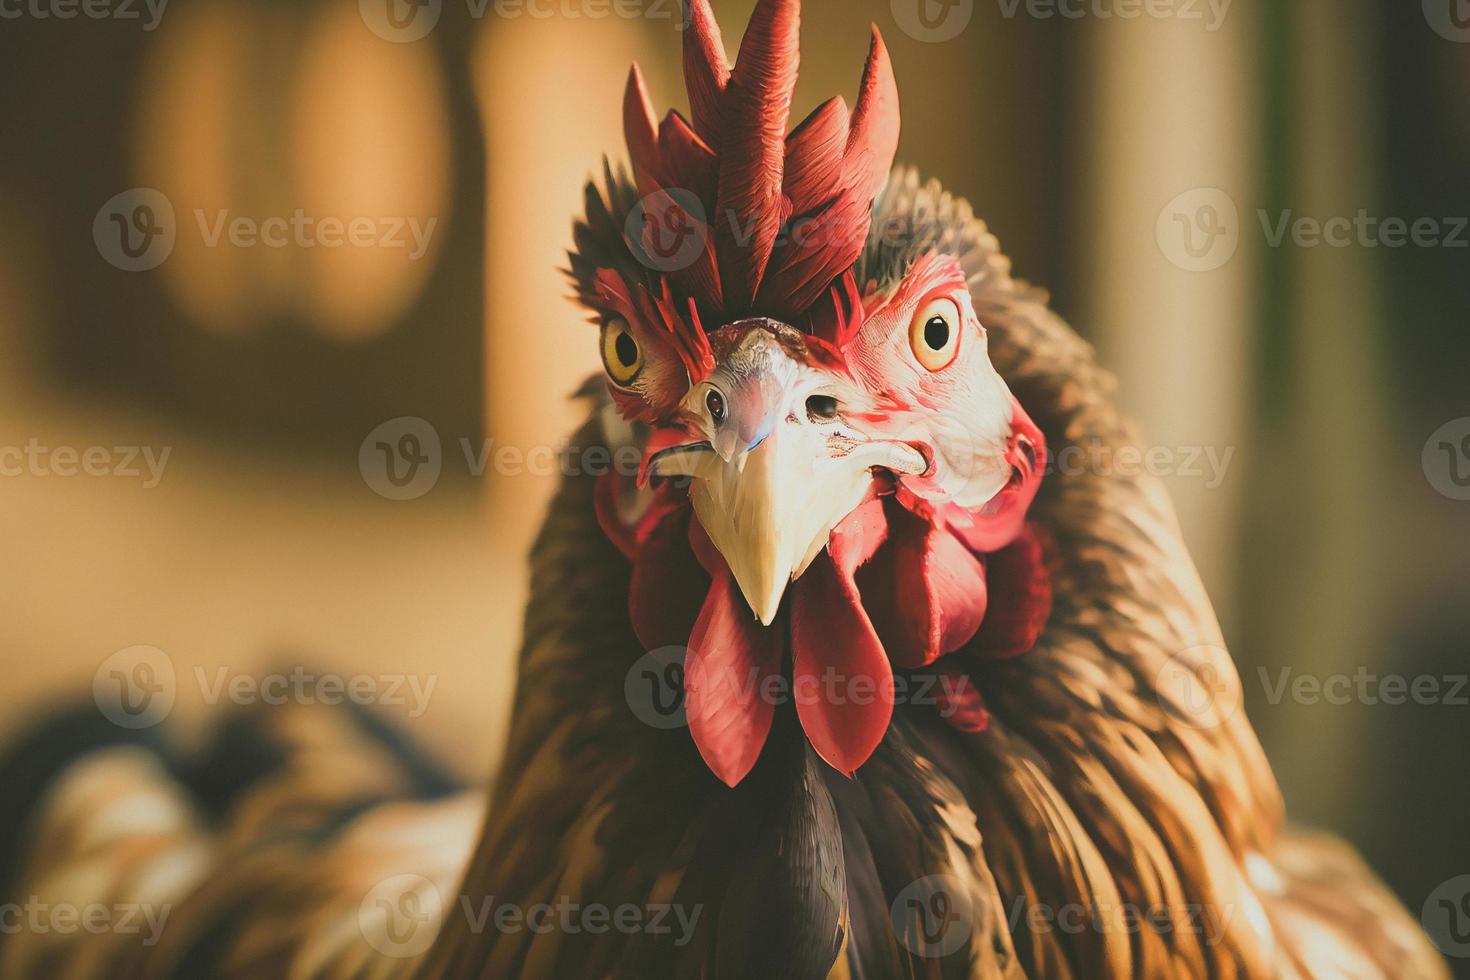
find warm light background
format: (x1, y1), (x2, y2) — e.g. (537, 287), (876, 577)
(0, 0), (1466, 940)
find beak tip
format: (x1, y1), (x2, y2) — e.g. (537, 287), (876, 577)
(749, 586), (784, 627)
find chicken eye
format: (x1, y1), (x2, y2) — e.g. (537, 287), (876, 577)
(909, 297), (962, 372)
(600, 318), (644, 387)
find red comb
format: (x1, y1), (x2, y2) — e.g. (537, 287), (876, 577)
(622, 0), (900, 326)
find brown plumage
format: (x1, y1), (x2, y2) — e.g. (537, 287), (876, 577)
(0, 174), (1446, 978)
(423, 169), (1446, 978)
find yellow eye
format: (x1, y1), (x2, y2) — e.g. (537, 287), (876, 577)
(600, 317), (643, 387)
(909, 297), (962, 371)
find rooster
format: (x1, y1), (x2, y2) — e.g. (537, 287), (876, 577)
(0, 1), (1449, 978)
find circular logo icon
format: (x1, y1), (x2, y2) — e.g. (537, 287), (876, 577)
(624, 188), (710, 274)
(1423, 417), (1470, 501)
(890, 0), (974, 43)
(93, 645), (176, 729)
(1154, 645), (1241, 730)
(1423, 874), (1470, 957)
(890, 874), (974, 958)
(359, 0), (441, 42)
(1155, 187), (1240, 272)
(359, 873), (443, 958)
(93, 188), (176, 272)
(1423, 0), (1470, 43)
(624, 646), (690, 730)
(359, 417), (443, 501)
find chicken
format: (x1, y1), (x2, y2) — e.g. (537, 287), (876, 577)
(0, 1), (1448, 977)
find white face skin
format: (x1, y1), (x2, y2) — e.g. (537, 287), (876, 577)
(613, 257), (1018, 625)
(651, 322), (928, 623)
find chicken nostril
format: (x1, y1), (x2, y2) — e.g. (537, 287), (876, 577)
(806, 395), (839, 421)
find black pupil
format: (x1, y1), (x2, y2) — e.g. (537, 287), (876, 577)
(706, 390), (726, 424)
(924, 315), (950, 351)
(613, 330), (639, 367)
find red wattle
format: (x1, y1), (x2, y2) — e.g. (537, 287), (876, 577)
(953, 397), (1046, 554)
(973, 522), (1053, 660)
(629, 502), (711, 653)
(790, 506), (894, 777)
(860, 501), (989, 669)
(685, 567), (785, 787)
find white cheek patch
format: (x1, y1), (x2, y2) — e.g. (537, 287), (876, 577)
(847, 297), (1017, 510)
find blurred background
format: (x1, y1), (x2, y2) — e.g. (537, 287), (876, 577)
(0, 0), (1466, 958)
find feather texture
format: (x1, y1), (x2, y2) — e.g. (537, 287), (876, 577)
(0, 169), (1447, 980)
